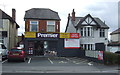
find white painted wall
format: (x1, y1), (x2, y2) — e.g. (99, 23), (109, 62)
(107, 46), (120, 53)
(79, 28), (108, 50)
(66, 19), (76, 33)
(111, 34), (120, 42)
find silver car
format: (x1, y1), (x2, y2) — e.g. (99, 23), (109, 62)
(0, 43), (8, 59)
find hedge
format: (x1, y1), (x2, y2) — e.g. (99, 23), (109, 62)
(104, 51), (120, 65)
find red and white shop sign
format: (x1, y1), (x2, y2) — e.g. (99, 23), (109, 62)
(70, 33), (80, 38)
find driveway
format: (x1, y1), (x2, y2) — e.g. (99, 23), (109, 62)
(2, 56), (120, 74)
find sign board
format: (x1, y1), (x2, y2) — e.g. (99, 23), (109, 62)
(60, 33), (70, 38)
(64, 39), (80, 49)
(24, 32), (36, 38)
(98, 51), (103, 60)
(37, 33), (59, 38)
(70, 33), (80, 38)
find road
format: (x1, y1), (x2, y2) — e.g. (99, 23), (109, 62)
(1, 56), (120, 74)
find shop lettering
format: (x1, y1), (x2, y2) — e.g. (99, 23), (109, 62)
(37, 33), (58, 38)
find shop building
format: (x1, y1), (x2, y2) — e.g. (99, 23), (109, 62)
(24, 32), (80, 56)
(24, 8), (80, 57)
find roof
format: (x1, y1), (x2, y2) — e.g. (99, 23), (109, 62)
(110, 28), (120, 35)
(65, 14), (109, 32)
(0, 9), (19, 28)
(75, 14), (109, 29)
(24, 8), (61, 20)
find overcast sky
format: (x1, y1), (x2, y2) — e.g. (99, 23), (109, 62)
(0, 0), (120, 39)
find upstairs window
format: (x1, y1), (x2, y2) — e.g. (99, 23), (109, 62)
(100, 29), (105, 37)
(80, 27), (93, 37)
(47, 21), (55, 32)
(30, 21), (38, 32)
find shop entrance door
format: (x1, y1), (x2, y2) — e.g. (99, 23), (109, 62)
(34, 41), (44, 56)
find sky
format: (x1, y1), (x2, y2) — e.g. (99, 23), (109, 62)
(0, 0), (120, 40)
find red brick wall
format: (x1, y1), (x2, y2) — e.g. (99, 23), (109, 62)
(25, 20), (30, 32)
(25, 20), (60, 32)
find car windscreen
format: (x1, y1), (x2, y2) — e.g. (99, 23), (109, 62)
(10, 49), (22, 52)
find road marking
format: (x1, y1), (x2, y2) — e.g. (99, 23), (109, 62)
(48, 58), (53, 64)
(2, 59), (8, 64)
(88, 62), (93, 66)
(28, 58), (31, 64)
(59, 61), (67, 64)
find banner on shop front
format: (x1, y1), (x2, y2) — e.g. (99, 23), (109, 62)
(37, 33), (59, 38)
(64, 39), (80, 49)
(60, 33), (70, 38)
(24, 32), (36, 38)
(60, 33), (80, 38)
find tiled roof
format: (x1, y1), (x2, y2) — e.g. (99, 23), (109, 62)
(0, 9), (19, 28)
(24, 8), (61, 20)
(110, 28), (120, 35)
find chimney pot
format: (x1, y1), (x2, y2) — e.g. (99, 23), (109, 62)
(12, 8), (16, 21)
(72, 9), (75, 21)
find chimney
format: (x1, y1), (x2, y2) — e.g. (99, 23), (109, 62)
(68, 13), (70, 19)
(72, 9), (75, 21)
(12, 8), (16, 21)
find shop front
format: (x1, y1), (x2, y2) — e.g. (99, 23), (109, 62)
(24, 32), (81, 57)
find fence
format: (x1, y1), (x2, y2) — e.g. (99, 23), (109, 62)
(85, 50), (104, 63)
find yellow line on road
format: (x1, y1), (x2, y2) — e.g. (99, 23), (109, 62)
(48, 58), (54, 64)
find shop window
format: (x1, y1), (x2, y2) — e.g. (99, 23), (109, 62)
(47, 21), (55, 32)
(30, 21), (38, 32)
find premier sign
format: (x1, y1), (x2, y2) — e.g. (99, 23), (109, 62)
(37, 33), (59, 38)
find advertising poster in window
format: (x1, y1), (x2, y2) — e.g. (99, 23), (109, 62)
(64, 39), (80, 49)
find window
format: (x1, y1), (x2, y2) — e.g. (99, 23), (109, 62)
(80, 27), (93, 37)
(47, 21), (55, 32)
(0, 19), (3, 28)
(0, 32), (3, 43)
(0, 37), (4, 43)
(81, 44), (94, 50)
(100, 29), (105, 37)
(30, 21), (38, 32)
(81, 28), (83, 36)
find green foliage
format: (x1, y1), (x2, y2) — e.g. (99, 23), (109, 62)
(104, 51), (120, 65)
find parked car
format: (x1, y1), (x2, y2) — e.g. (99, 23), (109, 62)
(8, 47), (26, 62)
(115, 51), (120, 54)
(0, 43), (8, 59)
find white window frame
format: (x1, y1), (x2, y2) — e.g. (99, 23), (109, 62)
(47, 21), (55, 32)
(30, 21), (39, 32)
(100, 29), (105, 37)
(80, 26), (93, 37)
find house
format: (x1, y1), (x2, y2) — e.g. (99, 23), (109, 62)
(0, 9), (19, 50)
(65, 9), (109, 51)
(107, 28), (120, 53)
(24, 8), (61, 56)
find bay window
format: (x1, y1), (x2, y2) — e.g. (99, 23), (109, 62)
(80, 27), (93, 37)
